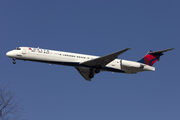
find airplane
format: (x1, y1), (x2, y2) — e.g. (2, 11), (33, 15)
(6, 47), (174, 81)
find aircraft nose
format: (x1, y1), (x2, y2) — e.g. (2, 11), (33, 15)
(6, 51), (15, 57)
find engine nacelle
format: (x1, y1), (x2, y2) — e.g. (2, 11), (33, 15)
(121, 60), (155, 74)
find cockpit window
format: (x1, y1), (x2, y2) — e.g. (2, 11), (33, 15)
(15, 47), (21, 50)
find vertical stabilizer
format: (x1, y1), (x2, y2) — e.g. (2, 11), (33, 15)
(137, 48), (174, 66)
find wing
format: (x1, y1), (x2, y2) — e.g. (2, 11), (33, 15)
(75, 67), (94, 81)
(76, 48), (131, 81)
(80, 48), (131, 68)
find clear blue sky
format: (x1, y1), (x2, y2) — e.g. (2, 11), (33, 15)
(1, 0), (179, 120)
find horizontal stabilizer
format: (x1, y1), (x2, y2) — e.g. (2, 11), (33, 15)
(150, 48), (174, 54)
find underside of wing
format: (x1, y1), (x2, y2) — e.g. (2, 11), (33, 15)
(75, 67), (94, 81)
(80, 48), (131, 68)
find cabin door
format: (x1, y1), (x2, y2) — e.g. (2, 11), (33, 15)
(22, 48), (26, 55)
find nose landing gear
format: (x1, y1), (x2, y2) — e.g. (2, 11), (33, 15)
(13, 58), (16, 64)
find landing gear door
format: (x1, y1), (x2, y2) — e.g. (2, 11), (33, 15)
(22, 48), (26, 55)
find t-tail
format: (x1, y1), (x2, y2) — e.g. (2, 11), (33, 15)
(137, 48), (174, 66)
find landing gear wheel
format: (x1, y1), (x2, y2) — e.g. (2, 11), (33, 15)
(13, 58), (16, 64)
(89, 74), (94, 79)
(13, 61), (16, 64)
(95, 69), (100, 73)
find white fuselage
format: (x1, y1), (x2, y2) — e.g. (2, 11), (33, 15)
(6, 47), (155, 74)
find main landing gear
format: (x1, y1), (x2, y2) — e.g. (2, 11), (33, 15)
(89, 73), (94, 79)
(95, 65), (101, 74)
(95, 69), (100, 73)
(13, 58), (16, 64)
(89, 69), (94, 79)
(89, 68), (100, 79)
